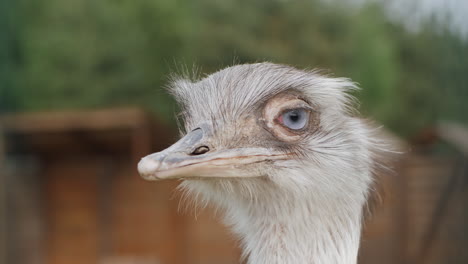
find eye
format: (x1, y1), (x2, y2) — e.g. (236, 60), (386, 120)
(278, 108), (309, 130)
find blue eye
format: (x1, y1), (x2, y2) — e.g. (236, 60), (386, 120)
(279, 109), (309, 130)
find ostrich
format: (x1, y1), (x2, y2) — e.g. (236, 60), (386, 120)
(138, 63), (387, 264)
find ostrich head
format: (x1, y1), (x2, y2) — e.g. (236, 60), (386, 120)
(138, 63), (385, 264)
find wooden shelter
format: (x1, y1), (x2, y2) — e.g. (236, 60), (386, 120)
(0, 108), (240, 264)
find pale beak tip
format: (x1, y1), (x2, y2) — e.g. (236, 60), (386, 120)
(137, 157), (161, 180)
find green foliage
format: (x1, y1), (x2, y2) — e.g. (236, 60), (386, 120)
(0, 0), (18, 112)
(344, 6), (399, 127)
(14, 0), (193, 117)
(2, 0), (468, 137)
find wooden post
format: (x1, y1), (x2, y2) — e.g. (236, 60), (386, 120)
(0, 126), (6, 264)
(396, 158), (409, 264)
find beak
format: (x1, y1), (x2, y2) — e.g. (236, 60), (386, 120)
(137, 126), (289, 181)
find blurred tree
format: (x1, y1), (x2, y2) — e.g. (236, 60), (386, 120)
(4, 0), (468, 137)
(15, 0), (194, 119)
(188, 0), (350, 70)
(391, 19), (468, 136)
(0, 0), (18, 112)
(344, 5), (400, 132)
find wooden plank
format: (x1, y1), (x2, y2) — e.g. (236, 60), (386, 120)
(44, 158), (100, 264)
(0, 108), (151, 133)
(0, 126), (6, 264)
(1, 108), (175, 156)
(402, 153), (468, 264)
(110, 164), (182, 264)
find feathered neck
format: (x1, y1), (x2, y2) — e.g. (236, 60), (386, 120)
(225, 193), (363, 264)
(181, 178), (368, 264)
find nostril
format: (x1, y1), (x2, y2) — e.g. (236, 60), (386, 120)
(191, 146), (210, 155)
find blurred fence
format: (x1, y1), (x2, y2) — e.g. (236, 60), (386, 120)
(403, 123), (468, 264)
(0, 125), (7, 264)
(0, 109), (467, 264)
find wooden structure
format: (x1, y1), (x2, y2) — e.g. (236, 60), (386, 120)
(0, 109), (466, 264)
(399, 123), (468, 264)
(0, 108), (240, 264)
(0, 125), (7, 264)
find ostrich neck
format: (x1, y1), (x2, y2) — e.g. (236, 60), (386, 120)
(221, 191), (365, 264)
